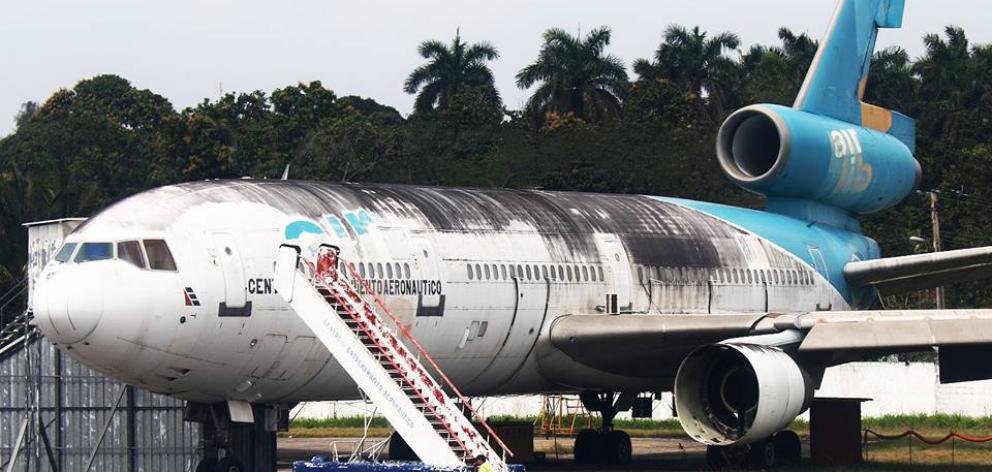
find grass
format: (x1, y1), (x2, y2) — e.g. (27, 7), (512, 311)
(285, 413), (992, 466)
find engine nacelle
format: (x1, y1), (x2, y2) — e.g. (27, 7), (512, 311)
(717, 104), (921, 214)
(674, 343), (813, 446)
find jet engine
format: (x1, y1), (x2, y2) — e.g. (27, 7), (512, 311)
(716, 104), (920, 214)
(674, 343), (813, 446)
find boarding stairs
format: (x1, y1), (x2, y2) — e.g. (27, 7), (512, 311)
(274, 245), (512, 470)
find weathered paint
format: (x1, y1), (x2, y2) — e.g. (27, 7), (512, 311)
(34, 180), (847, 403)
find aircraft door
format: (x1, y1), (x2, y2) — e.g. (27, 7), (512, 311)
(808, 247), (833, 310)
(598, 236), (632, 313)
(213, 233), (248, 313)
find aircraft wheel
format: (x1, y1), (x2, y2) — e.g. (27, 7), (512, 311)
(706, 445), (745, 468)
(573, 429), (601, 465)
(601, 430), (632, 465)
(194, 457), (217, 472)
(214, 457), (245, 472)
(746, 439), (777, 469)
(772, 430), (802, 465)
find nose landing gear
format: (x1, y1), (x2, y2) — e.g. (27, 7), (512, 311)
(572, 391), (635, 465)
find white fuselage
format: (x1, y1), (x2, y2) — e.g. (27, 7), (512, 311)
(32, 180), (847, 404)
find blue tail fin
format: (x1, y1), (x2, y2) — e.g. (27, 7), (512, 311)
(794, 0), (915, 152)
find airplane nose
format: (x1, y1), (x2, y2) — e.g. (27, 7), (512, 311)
(34, 265), (106, 344)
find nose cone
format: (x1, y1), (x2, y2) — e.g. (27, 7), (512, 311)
(34, 265), (107, 344)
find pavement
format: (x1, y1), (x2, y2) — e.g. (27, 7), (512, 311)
(278, 437), (710, 471)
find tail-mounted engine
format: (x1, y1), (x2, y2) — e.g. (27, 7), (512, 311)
(717, 104), (920, 214)
(674, 343), (813, 446)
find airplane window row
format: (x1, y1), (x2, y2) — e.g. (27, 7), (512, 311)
(466, 262), (605, 283)
(356, 261), (412, 280)
(54, 240), (177, 271)
(636, 265), (814, 286)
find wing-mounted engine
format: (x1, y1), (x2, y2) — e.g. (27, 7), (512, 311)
(717, 104), (920, 215)
(674, 343), (813, 446)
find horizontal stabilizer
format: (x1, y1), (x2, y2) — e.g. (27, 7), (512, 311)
(844, 246), (992, 295)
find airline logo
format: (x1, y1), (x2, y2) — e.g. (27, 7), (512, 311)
(183, 287), (201, 307)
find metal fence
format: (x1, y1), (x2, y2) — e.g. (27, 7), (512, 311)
(1, 336), (201, 472)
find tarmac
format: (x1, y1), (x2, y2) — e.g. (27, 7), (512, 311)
(278, 437), (710, 471)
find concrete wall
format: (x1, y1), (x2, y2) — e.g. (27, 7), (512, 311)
(293, 362), (992, 421)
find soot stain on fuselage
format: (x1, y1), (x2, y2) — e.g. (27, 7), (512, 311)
(88, 180), (756, 270)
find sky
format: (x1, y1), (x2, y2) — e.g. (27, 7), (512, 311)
(2, 0), (991, 137)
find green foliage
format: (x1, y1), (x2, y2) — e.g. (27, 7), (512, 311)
(516, 27), (628, 125)
(404, 32), (501, 114)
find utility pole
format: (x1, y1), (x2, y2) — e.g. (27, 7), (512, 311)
(929, 191), (945, 309)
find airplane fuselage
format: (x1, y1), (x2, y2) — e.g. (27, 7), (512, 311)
(33, 180), (869, 404)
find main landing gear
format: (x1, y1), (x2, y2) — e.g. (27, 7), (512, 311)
(705, 430), (802, 469)
(186, 402), (288, 472)
(573, 391), (635, 465)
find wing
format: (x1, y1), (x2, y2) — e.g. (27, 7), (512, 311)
(844, 246), (992, 295)
(549, 309), (992, 382)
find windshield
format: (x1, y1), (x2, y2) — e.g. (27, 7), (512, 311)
(74, 243), (114, 263)
(117, 241), (146, 268)
(144, 240), (177, 271)
(54, 243), (77, 263)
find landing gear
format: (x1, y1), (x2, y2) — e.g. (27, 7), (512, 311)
(771, 430), (802, 465)
(186, 402), (288, 472)
(572, 391), (636, 465)
(704, 430), (802, 469)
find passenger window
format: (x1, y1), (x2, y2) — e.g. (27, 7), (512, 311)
(484, 264), (491, 280)
(542, 265), (549, 280)
(492, 265), (499, 280)
(368, 263), (376, 278)
(54, 243), (77, 263)
(475, 264), (482, 280)
(525, 265), (532, 280)
(386, 263), (394, 279)
(404, 263), (411, 279)
(359, 263), (366, 278)
(117, 241), (146, 268)
(597, 267), (604, 281)
(567, 266), (573, 282)
(478, 321), (488, 338)
(377, 263), (384, 278)
(500, 264), (507, 280)
(582, 266), (589, 282)
(143, 240), (177, 270)
(558, 266), (565, 280)
(467, 264), (473, 280)
(74, 242), (113, 263)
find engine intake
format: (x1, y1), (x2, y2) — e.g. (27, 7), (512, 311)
(717, 104), (921, 214)
(674, 343), (812, 446)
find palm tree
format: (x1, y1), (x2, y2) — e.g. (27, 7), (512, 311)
(634, 25), (740, 114)
(739, 28), (818, 105)
(404, 31), (500, 113)
(516, 27), (628, 124)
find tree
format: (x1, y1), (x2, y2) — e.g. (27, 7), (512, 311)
(516, 27), (628, 125)
(739, 28), (818, 105)
(634, 25), (740, 116)
(403, 31), (500, 113)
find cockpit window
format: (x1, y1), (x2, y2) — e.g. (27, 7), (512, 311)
(117, 241), (147, 268)
(54, 243), (77, 263)
(143, 240), (177, 271)
(74, 242), (114, 263)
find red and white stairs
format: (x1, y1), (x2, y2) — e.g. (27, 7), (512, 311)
(274, 245), (512, 470)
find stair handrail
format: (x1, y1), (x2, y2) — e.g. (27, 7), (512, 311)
(339, 260), (514, 459)
(321, 283), (475, 456)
